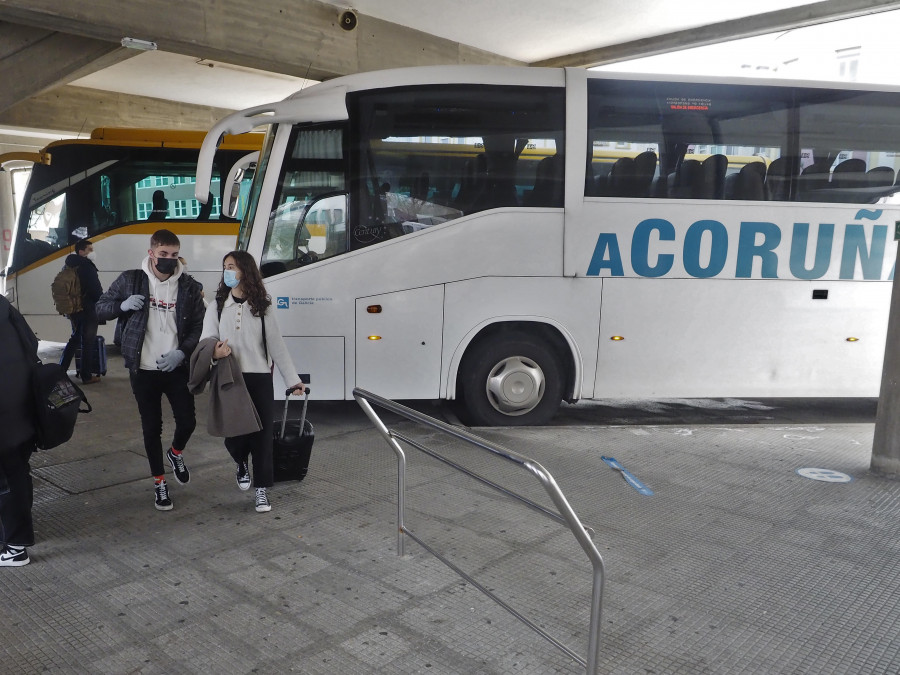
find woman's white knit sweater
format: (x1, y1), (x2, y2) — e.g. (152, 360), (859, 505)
(199, 293), (301, 386)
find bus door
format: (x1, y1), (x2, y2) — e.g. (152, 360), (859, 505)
(355, 285), (445, 399)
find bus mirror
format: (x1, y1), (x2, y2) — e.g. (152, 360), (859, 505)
(222, 152), (258, 219)
(225, 172), (243, 218)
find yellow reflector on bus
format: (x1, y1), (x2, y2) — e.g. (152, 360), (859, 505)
(846, 337), (859, 342)
(368, 335), (382, 340)
(367, 305), (382, 313)
(610, 336), (625, 341)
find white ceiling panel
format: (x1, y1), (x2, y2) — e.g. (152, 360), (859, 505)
(315, 0), (820, 62)
(71, 50), (313, 111)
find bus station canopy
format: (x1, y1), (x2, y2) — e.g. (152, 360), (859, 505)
(0, 0), (899, 140)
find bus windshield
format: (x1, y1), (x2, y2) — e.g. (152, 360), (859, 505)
(12, 140), (254, 273)
(4, 128), (261, 341)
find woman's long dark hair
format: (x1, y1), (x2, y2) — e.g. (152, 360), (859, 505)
(215, 250), (271, 317)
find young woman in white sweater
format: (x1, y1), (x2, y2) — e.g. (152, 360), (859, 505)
(200, 251), (305, 512)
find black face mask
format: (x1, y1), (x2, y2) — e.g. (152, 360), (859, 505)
(155, 257), (178, 275)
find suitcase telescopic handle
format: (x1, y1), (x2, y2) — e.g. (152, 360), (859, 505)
(280, 387), (310, 439)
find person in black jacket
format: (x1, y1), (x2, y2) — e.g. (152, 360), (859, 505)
(58, 238), (104, 384)
(0, 295), (38, 566)
(96, 230), (205, 511)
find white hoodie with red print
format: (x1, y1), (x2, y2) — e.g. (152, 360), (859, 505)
(139, 255), (182, 371)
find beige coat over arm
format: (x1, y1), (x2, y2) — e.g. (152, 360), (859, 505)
(188, 337), (262, 437)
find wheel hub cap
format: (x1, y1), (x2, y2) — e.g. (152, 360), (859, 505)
(485, 356), (545, 416)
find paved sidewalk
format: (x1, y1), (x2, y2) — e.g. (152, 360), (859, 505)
(2, 348), (899, 674)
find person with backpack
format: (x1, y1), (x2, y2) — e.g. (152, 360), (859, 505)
(56, 239), (104, 385)
(95, 230), (206, 511)
(0, 295), (39, 566)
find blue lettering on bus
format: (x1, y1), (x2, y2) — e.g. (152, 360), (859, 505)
(683, 220), (728, 278)
(839, 224), (887, 280)
(586, 215), (894, 281)
(735, 222), (780, 278)
(586, 233), (624, 276)
(789, 223), (833, 280)
(631, 219), (674, 277)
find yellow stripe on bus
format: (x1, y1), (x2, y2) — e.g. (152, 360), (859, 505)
(10, 221), (241, 276)
(38, 129), (263, 154)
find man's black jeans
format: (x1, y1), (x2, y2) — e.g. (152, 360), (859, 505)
(129, 368), (196, 477)
(59, 307), (99, 383)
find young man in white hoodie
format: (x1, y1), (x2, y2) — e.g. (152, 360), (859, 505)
(96, 230), (206, 510)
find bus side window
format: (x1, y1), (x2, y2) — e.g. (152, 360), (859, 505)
(86, 174), (117, 233)
(352, 85), (566, 251)
(523, 154), (563, 206)
(586, 79), (795, 203)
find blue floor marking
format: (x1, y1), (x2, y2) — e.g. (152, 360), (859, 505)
(601, 456), (654, 496)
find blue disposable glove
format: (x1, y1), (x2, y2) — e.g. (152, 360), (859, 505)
(156, 350), (185, 372)
(121, 294), (145, 312)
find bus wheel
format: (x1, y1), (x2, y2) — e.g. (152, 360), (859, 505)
(460, 332), (563, 426)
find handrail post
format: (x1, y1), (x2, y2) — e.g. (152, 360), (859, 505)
(527, 460), (605, 673)
(353, 388), (605, 673)
(354, 394), (407, 556)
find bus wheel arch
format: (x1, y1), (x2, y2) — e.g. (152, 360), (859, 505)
(456, 321), (574, 426)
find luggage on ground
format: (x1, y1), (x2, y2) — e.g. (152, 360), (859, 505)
(75, 335), (107, 376)
(273, 388), (314, 482)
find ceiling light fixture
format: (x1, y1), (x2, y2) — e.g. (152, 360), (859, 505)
(121, 37), (158, 51)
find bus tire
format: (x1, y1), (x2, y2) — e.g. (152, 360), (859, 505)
(460, 332), (563, 426)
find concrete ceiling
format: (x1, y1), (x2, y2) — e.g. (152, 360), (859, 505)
(2, 0), (900, 151)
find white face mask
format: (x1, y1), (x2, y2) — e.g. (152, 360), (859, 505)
(86, 251), (97, 262)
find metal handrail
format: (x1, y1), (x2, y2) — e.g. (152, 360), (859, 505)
(353, 388), (605, 674)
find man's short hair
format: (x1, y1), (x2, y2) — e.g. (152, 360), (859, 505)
(75, 238), (92, 254)
(150, 229), (180, 249)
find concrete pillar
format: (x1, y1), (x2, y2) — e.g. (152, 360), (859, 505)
(872, 242), (900, 477)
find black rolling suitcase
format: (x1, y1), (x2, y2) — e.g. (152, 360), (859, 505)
(273, 388), (314, 482)
(75, 335), (107, 376)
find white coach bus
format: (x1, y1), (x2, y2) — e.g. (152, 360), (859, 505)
(195, 66), (900, 425)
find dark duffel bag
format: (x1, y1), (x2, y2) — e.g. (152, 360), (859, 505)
(273, 388), (314, 482)
(10, 308), (91, 450)
(32, 362), (92, 449)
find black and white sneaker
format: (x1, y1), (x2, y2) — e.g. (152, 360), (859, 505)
(236, 461), (251, 491)
(155, 480), (173, 511)
(0, 545), (29, 567)
(255, 487), (271, 513)
(166, 448), (190, 484)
